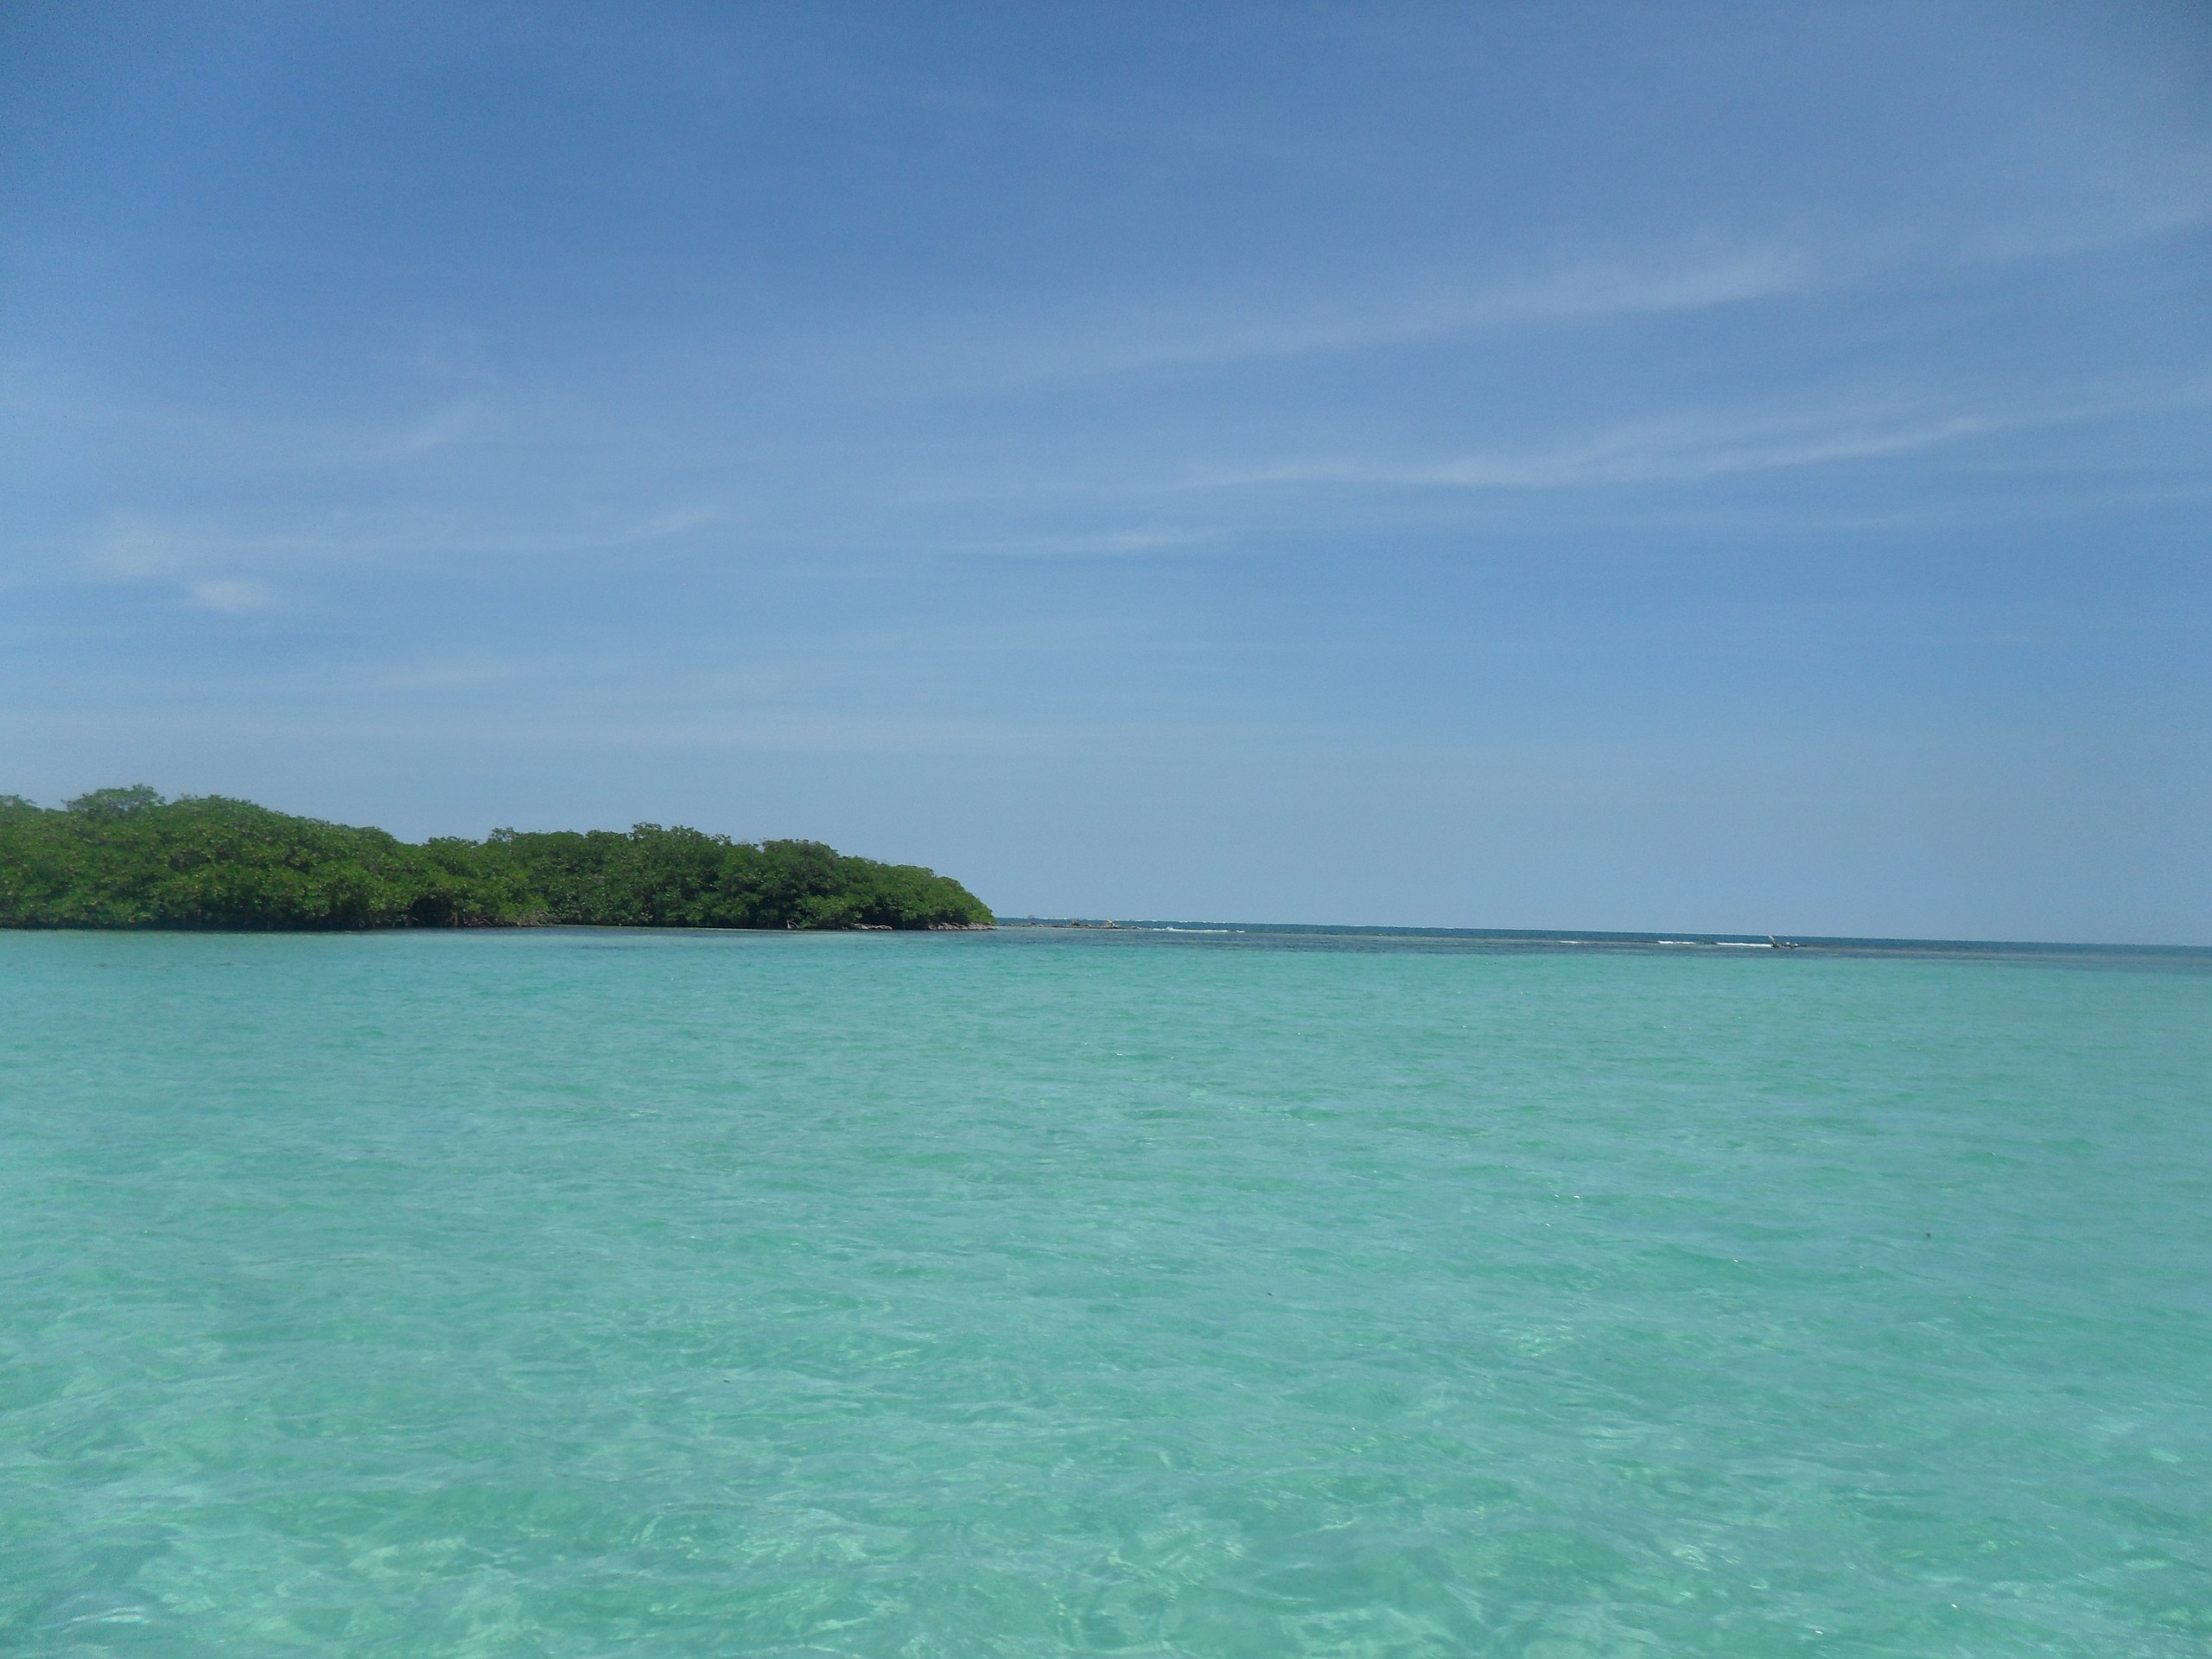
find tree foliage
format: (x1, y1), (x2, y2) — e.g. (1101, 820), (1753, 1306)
(0, 790), (993, 931)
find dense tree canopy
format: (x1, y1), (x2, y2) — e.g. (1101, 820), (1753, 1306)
(0, 791), (993, 931)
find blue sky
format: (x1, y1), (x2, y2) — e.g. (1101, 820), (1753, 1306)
(3, 1), (2208, 940)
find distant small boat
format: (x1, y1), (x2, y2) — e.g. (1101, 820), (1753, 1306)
(1769, 936), (1801, 950)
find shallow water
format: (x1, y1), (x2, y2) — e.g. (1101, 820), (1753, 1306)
(2, 927), (2207, 1656)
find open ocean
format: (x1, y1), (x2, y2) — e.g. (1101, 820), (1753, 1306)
(2, 925), (2207, 1657)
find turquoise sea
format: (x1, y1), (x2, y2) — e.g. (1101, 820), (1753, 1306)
(2, 925), (2207, 1657)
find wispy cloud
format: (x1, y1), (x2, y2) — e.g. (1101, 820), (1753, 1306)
(185, 578), (279, 614)
(804, 242), (1820, 396)
(1181, 384), (2211, 494)
(796, 195), (2212, 406)
(887, 525), (1220, 559)
(365, 400), (488, 461)
(0, 697), (1045, 760)
(75, 502), (728, 587)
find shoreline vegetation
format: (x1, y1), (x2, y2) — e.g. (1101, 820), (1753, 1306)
(0, 788), (994, 932)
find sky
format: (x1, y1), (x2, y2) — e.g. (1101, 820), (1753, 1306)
(3, 1), (2208, 942)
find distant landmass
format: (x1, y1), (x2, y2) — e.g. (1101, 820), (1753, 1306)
(0, 788), (994, 932)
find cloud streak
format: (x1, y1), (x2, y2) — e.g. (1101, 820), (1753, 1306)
(802, 242), (1821, 397)
(184, 578), (280, 614)
(74, 503), (729, 587)
(1180, 384), (2212, 494)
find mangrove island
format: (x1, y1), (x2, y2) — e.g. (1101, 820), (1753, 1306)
(0, 787), (994, 932)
